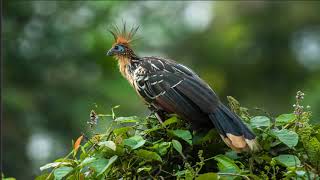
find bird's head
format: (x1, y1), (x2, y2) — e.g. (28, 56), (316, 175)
(106, 24), (139, 59)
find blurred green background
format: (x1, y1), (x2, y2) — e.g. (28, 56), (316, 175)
(3, 1), (320, 179)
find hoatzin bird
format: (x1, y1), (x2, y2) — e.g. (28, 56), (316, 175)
(106, 25), (259, 152)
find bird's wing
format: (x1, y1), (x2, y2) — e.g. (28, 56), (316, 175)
(134, 57), (219, 115)
(133, 57), (259, 152)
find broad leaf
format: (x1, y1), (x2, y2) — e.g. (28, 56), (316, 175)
(79, 157), (96, 167)
(97, 155), (118, 176)
(123, 135), (146, 149)
(275, 114), (295, 126)
(225, 151), (240, 160)
(151, 142), (171, 156)
(196, 173), (218, 180)
(40, 162), (72, 171)
(273, 129), (299, 148)
(296, 170), (306, 177)
(114, 116), (138, 123)
(98, 141), (116, 151)
(273, 155), (301, 167)
(89, 158), (109, 174)
(162, 116), (178, 127)
(250, 116), (270, 128)
(53, 166), (73, 180)
(142, 126), (161, 135)
(169, 129), (192, 145)
(214, 155), (240, 173)
(137, 166), (152, 173)
(175, 170), (187, 177)
(172, 140), (183, 156)
(135, 149), (162, 162)
(65, 173), (85, 180)
(35, 173), (53, 180)
(113, 126), (133, 136)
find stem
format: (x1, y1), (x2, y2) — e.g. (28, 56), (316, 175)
(203, 156), (216, 162)
(81, 132), (99, 150)
(218, 173), (250, 180)
(160, 169), (175, 176)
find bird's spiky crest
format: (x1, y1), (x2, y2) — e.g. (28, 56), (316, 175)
(108, 23), (140, 46)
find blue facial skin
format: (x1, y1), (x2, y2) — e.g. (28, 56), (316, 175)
(107, 44), (124, 56)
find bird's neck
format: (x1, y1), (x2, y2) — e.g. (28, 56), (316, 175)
(116, 55), (140, 83)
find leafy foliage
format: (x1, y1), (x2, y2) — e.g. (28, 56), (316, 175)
(2, 174), (16, 180)
(37, 92), (320, 179)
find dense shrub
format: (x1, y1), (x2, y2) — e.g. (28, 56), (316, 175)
(37, 91), (320, 179)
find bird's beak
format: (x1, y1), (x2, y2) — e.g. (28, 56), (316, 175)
(106, 48), (114, 56)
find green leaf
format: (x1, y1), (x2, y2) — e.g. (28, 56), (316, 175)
(172, 140), (183, 156)
(35, 173), (53, 180)
(250, 116), (270, 128)
(113, 126), (132, 136)
(175, 170), (187, 177)
(98, 140), (116, 151)
(53, 166), (73, 180)
(114, 116), (138, 123)
(273, 155), (301, 167)
(214, 154), (240, 173)
(137, 166), (152, 173)
(135, 149), (162, 162)
(142, 126), (161, 135)
(296, 170), (306, 177)
(111, 105), (120, 119)
(97, 155), (118, 176)
(162, 116), (178, 127)
(54, 158), (74, 163)
(123, 135), (146, 149)
(66, 173), (84, 180)
(225, 151), (240, 160)
(273, 129), (299, 148)
(169, 129), (192, 145)
(89, 158), (109, 174)
(196, 173), (218, 180)
(2, 174), (16, 180)
(275, 113), (296, 126)
(40, 162), (72, 171)
(150, 142), (171, 156)
(79, 157), (96, 167)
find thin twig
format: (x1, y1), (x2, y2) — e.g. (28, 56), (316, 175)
(81, 132), (99, 150)
(160, 169), (175, 176)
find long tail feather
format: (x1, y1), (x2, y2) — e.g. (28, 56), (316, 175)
(209, 103), (260, 152)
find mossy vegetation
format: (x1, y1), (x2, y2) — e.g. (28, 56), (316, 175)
(37, 91), (320, 179)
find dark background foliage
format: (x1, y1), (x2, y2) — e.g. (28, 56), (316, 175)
(3, 1), (320, 179)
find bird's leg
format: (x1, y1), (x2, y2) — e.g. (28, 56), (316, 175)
(147, 105), (167, 124)
(155, 110), (170, 124)
(155, 112), (164, 124)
